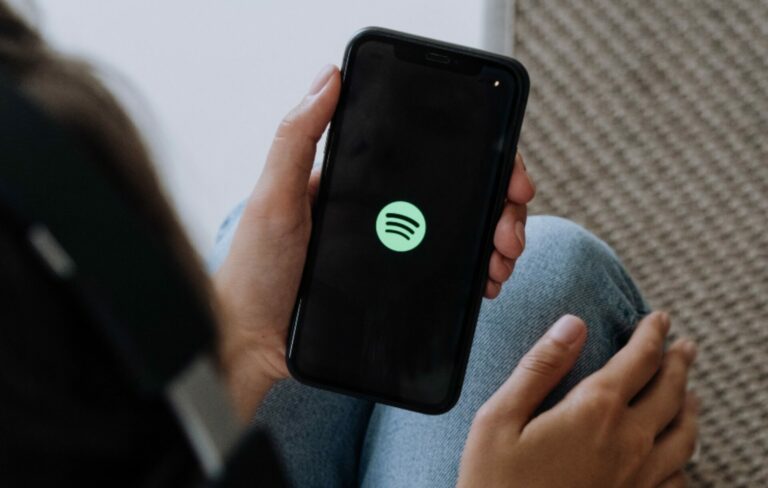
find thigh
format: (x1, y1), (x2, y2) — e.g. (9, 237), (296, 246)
(358, 216), (650, 487)
(255, 379), (374, 488)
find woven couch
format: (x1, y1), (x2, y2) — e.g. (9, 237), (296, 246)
(484, 1), (768, 486)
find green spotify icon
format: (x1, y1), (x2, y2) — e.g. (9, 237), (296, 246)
(375, 201), (426, 252)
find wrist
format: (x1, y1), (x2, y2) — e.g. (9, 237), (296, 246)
(213, 266), (293, 419)
(220, 348), (278, 421)
(213, 282), (280, 420)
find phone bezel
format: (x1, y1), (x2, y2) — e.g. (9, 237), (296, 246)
(286, 27), (529, 414)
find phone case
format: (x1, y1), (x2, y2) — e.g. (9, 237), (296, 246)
(287, 27), (529, 414)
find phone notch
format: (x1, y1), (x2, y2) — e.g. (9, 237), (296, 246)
(425, 52), (450, 64)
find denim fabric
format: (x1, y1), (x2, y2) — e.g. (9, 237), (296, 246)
(210, 208), (649, 488)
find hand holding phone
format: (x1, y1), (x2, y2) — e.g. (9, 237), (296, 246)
(214, 55), (533, 419)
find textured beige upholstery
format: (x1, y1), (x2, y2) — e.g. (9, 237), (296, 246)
(484, 1), (768, 486)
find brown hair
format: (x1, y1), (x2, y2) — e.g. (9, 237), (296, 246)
(0, 2), (211, 300)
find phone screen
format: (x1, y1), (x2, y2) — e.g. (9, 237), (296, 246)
(290, 33), (525, 411)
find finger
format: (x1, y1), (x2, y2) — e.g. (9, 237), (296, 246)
(644, 392), (699, 486)
(593, 311), (670, 401)
(481, 315), (587, 429)
(488, 249), (514, 283)
(493, 202), (526, 259)
(507, 152), (536, 205)
(632, 337), (697, 434)
(308, 166), (322, 204)
(257, 64), (340, 206)
(484, 279), (501, 299)
(657, 471), (688, 488)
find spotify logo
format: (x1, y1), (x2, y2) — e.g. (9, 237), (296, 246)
(375, 201), (426, 252)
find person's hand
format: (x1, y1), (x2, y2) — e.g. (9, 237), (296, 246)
(486, 151), (535, 298)
(213, 64), (341, 419)
(458, 312), (699, 488)
(214, 64), (535, 418)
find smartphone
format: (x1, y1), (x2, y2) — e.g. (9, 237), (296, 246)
(287, 27), (529, 414)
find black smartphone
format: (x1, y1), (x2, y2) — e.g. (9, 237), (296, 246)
(287, 27), (529, 414)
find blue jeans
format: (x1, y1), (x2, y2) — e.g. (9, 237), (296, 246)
(210, 211), (649, 487)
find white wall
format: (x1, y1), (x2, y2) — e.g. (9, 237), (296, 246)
(31, 1), (483, 254)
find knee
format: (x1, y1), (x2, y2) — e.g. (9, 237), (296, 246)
(524, 215), (621, 280)
(514, 216), (648, 323)
(479, 215), (649, 357)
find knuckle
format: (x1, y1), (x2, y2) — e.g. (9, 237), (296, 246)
(520, 340), (568, 377)
(469, 403), (517, 451)
(587, 380), (623, 407)
(573, 382), (625, 421)
(278, 108), (301, 133)
(473, 403), (503, 429)
(276, 107), (314, 143)
(683, 422), (699, 460)
(593, 389), (622, 410)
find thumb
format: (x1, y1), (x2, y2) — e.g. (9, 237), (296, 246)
(484, 315), (587, 429)
(256, 64), (340, 204)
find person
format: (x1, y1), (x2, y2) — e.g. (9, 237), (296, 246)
(0, 3), (698, 487)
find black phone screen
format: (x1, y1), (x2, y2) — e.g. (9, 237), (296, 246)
(289, 32), (525, 412)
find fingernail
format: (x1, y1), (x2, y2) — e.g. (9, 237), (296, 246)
(681, 339), (698, 363)
(308, 64), (335, 95)
(691, 441), (702, 463)
(515, 220), (525, 249)
(549, 315), (584, 344)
